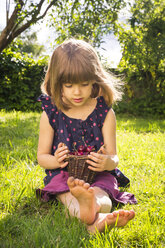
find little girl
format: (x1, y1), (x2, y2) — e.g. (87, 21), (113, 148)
(36, 38), (137, 234)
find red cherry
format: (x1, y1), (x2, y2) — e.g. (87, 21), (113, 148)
(86, 145), (95, 152)
(83, 146), (88, 152)
(86, 147), (91, 152)
(69, 152), (75, 155)
(77, 152), (84, 156)
(78, 145), (85, 152)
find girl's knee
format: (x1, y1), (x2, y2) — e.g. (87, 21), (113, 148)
(93, 187), (112, 213)
(99, 196), (112, 213)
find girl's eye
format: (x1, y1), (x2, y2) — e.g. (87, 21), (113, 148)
(64, 84), (72, 88)
(81, 83), (89, 87)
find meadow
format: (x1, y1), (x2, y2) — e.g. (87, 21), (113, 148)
(0, 111), (164, 247)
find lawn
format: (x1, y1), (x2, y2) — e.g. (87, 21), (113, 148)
(0, 110), (165, 247)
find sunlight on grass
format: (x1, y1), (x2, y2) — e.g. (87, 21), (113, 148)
(0, 111), (165, 247)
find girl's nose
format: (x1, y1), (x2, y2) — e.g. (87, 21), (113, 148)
(74, 85), (81, 94)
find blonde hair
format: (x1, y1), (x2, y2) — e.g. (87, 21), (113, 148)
(41, 38), (123, 110)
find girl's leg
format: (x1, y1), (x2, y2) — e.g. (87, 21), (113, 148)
(57, 177), (135, 230)
(57, 177), (112, 224)
(57, 178), (100, 224)
(87, 187), (135, 233)
(93, 186), (112, 213)
(57, 191), (80, 218)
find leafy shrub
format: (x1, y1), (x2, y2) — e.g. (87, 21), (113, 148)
(114, 0), (165, 117)
(0, 48), (48, 111)
(113, 68), (165, 117)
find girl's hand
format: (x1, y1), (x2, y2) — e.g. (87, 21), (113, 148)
(86, 146), (117, 172)
(54, 142), (69, 168)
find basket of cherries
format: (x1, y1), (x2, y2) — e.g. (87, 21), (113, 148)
(65, 145), (97, 184)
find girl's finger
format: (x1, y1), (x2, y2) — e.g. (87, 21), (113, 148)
(88, 154), (102, 163)
(58, 149), (69, 157)
(86, 159), (99, 167)
(88, 165), (103, 172)
(58, 146), (68, 152)
(90, 152), (102, 159)
(100, 146), (107, 154)
(60, 161), (68, 168)
(58, 142), (63, 148)
(58, 154), (68, 163)
(55, 146), (68, 156)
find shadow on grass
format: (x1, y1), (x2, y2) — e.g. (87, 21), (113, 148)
(0, 196), (127, 248)
(0, 197), (89, 248)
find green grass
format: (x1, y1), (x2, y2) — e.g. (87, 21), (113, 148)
(0, 110), (165, 247)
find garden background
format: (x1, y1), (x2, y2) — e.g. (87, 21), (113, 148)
(0, 0), (165, 247)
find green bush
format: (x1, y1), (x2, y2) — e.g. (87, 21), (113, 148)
(113, 68), (165, 117)
(114, 0), (165, 117)
(0, 48), (48, 111)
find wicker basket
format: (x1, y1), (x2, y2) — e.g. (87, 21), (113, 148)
(65, 155), (97, 184)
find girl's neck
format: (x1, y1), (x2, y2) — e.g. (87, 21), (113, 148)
(62, 97), (97, 120)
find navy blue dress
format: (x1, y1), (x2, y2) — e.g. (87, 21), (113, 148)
(37, 94), (137, 205)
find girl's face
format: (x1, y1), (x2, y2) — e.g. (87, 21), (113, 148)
(62, 81), (93, 108)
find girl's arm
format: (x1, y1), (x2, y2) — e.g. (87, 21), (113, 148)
(87, 108), (119, 171)
(102, 108), (119, 169)
(37, 112), (68, 169)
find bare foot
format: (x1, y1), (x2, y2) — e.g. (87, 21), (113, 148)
(87, 210), (135, 234)
(112, 209), (135, 227)
(87, 213), (115, 234)
(67, 177), (99, 224)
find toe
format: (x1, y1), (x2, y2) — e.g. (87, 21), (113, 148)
(83, 182), (90, 189)
(124, 210), (130, 217)
(88, 187), (94, 194)
(74, 178), (80, 185)
(112, 210), (120, 217)
(78, 180), (84, 186)
(119, 210), (125, 216)
(129, 210), (135, 220)
(67, 177), (75, 186)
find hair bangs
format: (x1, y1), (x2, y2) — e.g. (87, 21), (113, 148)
(58, 52), (96, 85)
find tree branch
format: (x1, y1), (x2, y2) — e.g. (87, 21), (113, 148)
(0, 1), (24, 44)
(0, 0), (58, 52)
(12, 0), (58, 39)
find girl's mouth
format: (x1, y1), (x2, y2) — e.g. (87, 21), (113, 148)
(73, 98), (83, 103)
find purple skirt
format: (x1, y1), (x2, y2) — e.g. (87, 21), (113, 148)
(36, 171), (137, 204)
(36, 171), (137, 205)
